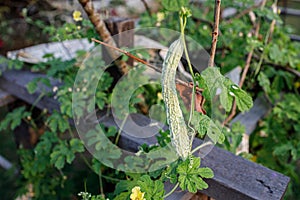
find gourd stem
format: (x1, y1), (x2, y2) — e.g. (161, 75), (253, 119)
(180, 15), (196, 148)
(163, 182), (179, 198)
(191, 141), (213, 154)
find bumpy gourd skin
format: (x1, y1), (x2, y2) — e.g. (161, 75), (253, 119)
(161, 38), (190, 160)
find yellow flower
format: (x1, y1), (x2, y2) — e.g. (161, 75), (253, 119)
(157, 92), (163, 100)
(73, 10), (83, 22)
(157, 12), (165, 22)
(295, 81), (300, 89)
(277, 8), (281, 15)
(130, 186), (146, 200)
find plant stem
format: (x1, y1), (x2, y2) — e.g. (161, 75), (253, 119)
(98, 164), (105, 197)
(208, 0), (222, 67)
(101, 174), (121, 182)
(179, 14), (196, 149)
(163, 182), (179, 198)
(30, 92), (45, 112)
(191, 141), (213, 154)
(115, 114), (128, 145)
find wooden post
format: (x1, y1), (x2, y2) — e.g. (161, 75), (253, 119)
(102, 17), (134, 67)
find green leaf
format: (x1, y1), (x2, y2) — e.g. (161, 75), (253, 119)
(177, 156), (213, 193)
(70, 138), (85, 153)
(191, 113), (210, 138)
(200, 67), (234, 111)
(113, 178), (139, 200)
(26, 80), (38, 94)
(114, 192), (130, 200)
(273, 143), (293, 157)
(26, 77), (51, 94)
(200, 67), (253, 112)
(268, 44), (282, 63)
(50, 139), (84, 169)
(138, 175), (164, 200)
(197, 167), (214, 178)
(160, 161), (179, 183)
(191, 113), (225, 144)
(221, 78), (234, 112)
(162, 0), (189, 11)
(50, 151), (65, 169)
(258, 72), (271, 93)
(0, 106), (31, 131)
(230, 86), (253, 112)
(105, 126), (117, 137)
(46, 111), (69, 133)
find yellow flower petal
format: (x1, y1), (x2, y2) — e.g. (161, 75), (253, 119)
(73, 10), (83, 22)
(130, 186), (146, 200)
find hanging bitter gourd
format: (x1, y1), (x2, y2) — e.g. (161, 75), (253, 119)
(162, 38), (190, 160)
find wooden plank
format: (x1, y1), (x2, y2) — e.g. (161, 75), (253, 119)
(290, 34), (300, 42)
(0, 155), (13, 170)
(0, 58), (290, 200)
(6, 39), (94, 64)
(0, 62), (60, 112)
(99, 113), (290, 200)
(0, 88), (15, 107)
(279, 7), (300, 17)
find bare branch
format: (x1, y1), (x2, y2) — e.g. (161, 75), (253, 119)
(208, 0), (222, 67)
(140, 0), (152, 17)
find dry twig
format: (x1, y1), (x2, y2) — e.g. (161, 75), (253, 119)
(140, 0), (152, 17)
(208, 0), (222, 67)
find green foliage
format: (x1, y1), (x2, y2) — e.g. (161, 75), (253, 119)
(0, 106), (31, 131)
(18, 131), (65, 199)
(138, 175), (164, 200)
(177, 156), (213, 193)
(191, 112), (225, 144)
(197, 67), (253, 112)
(0, 57), (23, 75)
(156, 129), (171, 147)
(113, 174), (139, 199)
(162, 0), (189, 11)
(46, 111), (70, 133)
(50, 138), (85, 169)
(26, 77), (51, 94)
(3, 0), (299, 199)
(257, 71), (271, 93)
(222, 122), (244, 153)
(86, 125), (122, 167)
(251, 93), (300, 199)
(160, 160), (179, 184)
